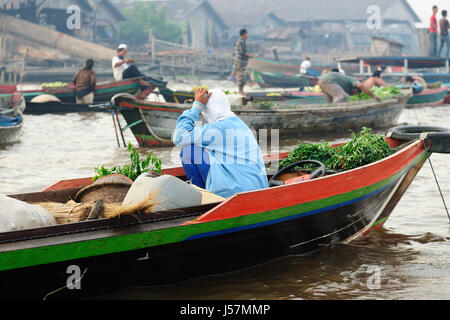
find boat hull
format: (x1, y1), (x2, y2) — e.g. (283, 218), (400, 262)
(0, 139), (428, 298)
(406, 87), (448, 108)
(116, 94), (409, 147)
(23, 102), (108, 115)
(0, 94), (25, 144)
(0, 120), (23, 144)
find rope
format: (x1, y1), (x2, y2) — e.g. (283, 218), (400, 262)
(43, 267), (88, 300)
(422, 139), (450, 222)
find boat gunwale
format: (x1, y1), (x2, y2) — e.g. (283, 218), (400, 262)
(118, 92), (412, 114)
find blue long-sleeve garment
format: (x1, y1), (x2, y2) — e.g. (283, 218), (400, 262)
(172, 102), (269, 198)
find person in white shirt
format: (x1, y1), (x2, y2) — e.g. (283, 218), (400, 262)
(112, 44), (153, 99)
(299, 56), (311, 74)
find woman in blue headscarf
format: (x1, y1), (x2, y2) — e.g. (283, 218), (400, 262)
(172, 88), (268, 198)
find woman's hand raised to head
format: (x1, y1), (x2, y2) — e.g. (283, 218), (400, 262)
(194, 88), (212, 108)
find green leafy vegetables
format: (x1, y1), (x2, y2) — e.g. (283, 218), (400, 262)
(349, 86), (401, 101)
(93, 142), (162, 182)
(279, 128), (394, 171)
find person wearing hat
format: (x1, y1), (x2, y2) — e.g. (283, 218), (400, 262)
(172, 87), (268, 198)
(112, 44), (153, 99)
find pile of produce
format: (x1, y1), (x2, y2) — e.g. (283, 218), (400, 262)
(41, 82), (68, 88)
(93, 142), (162, 182)
(349, 86), (401, 101)
(303, 85), (322, 93)
(279, 127), (393, 171)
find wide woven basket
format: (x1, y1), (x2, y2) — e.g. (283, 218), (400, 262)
(74, 174), (133, 204)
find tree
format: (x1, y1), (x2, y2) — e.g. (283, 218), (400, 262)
(119, 2), (182, 45)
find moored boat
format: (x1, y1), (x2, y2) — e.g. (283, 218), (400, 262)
(0, 77), (143, 102)
(112, 91), (411, 147)
(249, 69), (318, 88)
(0, 93), (25, 144)
(1, 127), (449, 299)
(405, 86), (448, 108)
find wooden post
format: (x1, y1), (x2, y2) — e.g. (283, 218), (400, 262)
(150, 29), (156, 65)
(19, 48), (28, 83)
(359, 59), (364, 75)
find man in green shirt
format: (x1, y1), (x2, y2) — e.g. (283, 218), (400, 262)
(234, 29), (254, 95)
(318, 70), (382, 103)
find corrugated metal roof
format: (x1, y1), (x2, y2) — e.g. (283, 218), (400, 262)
(264, 27), (301, 40)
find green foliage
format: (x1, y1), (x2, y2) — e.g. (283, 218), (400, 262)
(93, 142), (162, 182)
(119, 2), (182, 45)
(349, 86), (401, 101)
(279, 127), (394, 171)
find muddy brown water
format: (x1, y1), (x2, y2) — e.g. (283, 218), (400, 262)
(1, 81), (449, 299)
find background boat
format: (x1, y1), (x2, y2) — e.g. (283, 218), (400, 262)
(405, 86), (448, 108)
(0, 93), (25, 144)
(249, 69), (318, 88)
(112, 92), (411, 147)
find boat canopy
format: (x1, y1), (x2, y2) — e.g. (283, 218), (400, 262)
(337, 56), (450, 68)
(337, 56), (450, 75)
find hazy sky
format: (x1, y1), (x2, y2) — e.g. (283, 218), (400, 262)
(407, 0), (449, 27)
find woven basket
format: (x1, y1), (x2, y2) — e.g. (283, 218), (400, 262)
(74, 174), (133, 204)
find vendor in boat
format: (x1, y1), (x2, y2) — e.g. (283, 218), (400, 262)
(318, 70), (382, 103)
(402, 76), (425, 94)
(112, 44), (153, 99)
(363, 70), (387, 89)
(299, 56), (311, 74)
(172, 87), (269, 198)
(72, 59), (96, 104)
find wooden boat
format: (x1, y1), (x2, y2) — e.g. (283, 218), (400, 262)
(0, 78), (140, 102)
(249, 69), (318, 88)
(248, 58), (300, 74)
(337, 56), (450, 84)
(1, 129), (447, 298)
(0, 77), (167, 105)
(405, 87), (448, 108)
(159, 87), (321, 104)
(442, 84), (450, 104)
(279, 87), (449, 108)
(112, 92), (411, 147)
(0, 93), (25, 144)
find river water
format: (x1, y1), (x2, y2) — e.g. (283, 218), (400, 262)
(1, 80), (449, 300)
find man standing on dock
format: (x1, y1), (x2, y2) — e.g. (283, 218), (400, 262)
(429, 5), (439, 57)
(234, 29), (254, 96)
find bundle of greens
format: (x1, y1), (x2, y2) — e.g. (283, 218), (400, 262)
(279, 127), (393, 171)
(93, 142), (162, 182)
(349, 86), (401, 101)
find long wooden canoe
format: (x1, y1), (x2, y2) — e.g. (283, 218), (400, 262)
(0, 135), (436, 298)
(0, 78), (143, 103)
(113, 92), (411, 147)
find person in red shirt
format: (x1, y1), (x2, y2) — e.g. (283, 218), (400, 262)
(430, 5), (439, 56)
